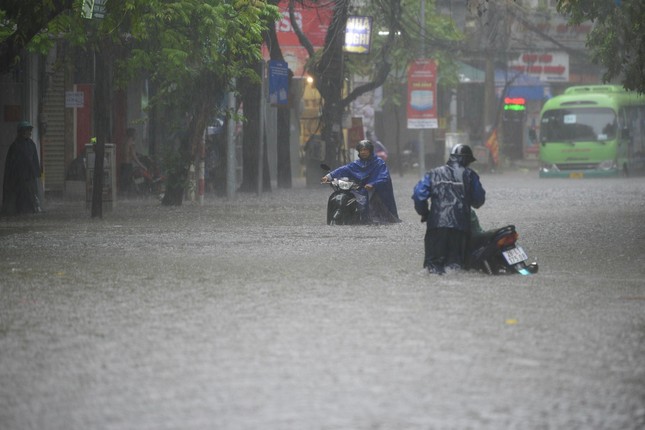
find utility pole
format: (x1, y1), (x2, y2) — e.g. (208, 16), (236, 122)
(258, 62), (266, 195)
(418, 0), (426, 176)
(226, 83), (236, 199)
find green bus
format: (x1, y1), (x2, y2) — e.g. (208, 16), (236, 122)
(539, 85), (645, 178)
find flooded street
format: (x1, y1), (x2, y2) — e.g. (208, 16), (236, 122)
(1, 170), (645, 429)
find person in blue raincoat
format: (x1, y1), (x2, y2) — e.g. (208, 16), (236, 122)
(412, 144), (486, 274)
(321, 139), (400, 224)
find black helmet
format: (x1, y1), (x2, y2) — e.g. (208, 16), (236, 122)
(356, 139), (374, 155)
(450, 144), (476, 165)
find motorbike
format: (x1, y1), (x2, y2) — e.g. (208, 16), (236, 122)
(321, 163), (364, 225)
(131, 154), (165, 199)
(467, 214), (539, 275)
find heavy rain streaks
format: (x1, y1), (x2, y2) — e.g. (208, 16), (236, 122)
(0, 171), (644, 430)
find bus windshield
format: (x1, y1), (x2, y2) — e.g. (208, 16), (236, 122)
(540, 107), (617, 143)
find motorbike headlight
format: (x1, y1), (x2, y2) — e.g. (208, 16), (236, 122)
(539, 163), (559, 173)
(337, 179), (352, 190)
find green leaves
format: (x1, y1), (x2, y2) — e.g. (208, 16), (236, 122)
(557, 0), (645, 93)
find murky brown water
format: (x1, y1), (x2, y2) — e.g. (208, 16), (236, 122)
(1, 171), (644, 429)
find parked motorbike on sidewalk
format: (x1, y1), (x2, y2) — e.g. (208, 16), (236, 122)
(321, 164), (363, 225)
(131, 154), (165, 199)
(467, 212), (539, 275)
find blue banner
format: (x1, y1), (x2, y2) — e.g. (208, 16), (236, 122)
(268, 60), (289, 106)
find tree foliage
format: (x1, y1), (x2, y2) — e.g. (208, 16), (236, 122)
(288, 0), (461, 166)
(123, 0), (279, 205)
(557, 0), (645, 94)
(1, 0), (280, 206)
(0, 0), (76, 73)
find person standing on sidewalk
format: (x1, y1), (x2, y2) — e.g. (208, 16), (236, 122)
(412, 144), (485, 274)
(2, 121), (42, 216)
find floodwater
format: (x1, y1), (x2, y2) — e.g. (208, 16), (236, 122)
(1, 169), (644, 429)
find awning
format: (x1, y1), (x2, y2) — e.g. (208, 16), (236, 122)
(458, 63), (552, 101)
(495, 69), (551, 101)
(458, 62), (485, 83)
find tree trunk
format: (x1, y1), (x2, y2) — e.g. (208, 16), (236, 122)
(238, 61), (272, 193)
(264, 20), (292, 189)
(162, 76), (214, 206)
(312, 0), (348, 168)
(91, 45), (111, 218)
(276, 100), (291, 188)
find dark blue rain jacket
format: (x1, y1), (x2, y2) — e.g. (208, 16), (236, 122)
(411, 156), (485, 232)
(329, 154), (399, 221)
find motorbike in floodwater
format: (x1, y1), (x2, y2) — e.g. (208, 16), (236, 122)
(321, 164), (364, 225)
(467, 212), (539, 275)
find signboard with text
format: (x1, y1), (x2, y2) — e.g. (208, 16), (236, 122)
(407, 59), (438, 129)
(65, 91), (85, 108)
(508, 51), (570, 82)
(274, 0), (332, 47)
(264, 1), (334, 76)
(268, 60), (289, 106)
(344, 16), (372, 54)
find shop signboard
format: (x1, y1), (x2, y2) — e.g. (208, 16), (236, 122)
(407, 59), (438, 129)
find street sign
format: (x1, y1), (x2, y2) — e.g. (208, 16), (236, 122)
(65, 91), (85, 108)
(82, 0), (107, 20)
(344, 16), (372, 54)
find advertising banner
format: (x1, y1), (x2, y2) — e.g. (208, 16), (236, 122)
(407, 59), (438, 129)
(275, 0), (333, 47)
(268, 60), (290, 106)
(265, 1), (334, 76)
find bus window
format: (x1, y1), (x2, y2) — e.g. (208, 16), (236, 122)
(540, 107), (616, 142)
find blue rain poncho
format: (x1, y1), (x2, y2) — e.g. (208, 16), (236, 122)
(328, 154), (400, 223)
(411, 156), (485, 231)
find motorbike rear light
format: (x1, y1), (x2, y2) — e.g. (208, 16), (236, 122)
(497, 232), (518, 248)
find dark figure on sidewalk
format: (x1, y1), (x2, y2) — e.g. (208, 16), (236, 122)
(412, 144), (486, 274)
(2, 121), (42, 216)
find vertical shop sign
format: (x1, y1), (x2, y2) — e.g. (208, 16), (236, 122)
(407, 59), (437, 129)
(268, 60), (289, 106)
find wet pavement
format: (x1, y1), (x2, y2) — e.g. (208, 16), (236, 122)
(1, 169), (645, 429)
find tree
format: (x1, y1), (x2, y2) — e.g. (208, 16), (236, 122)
(263, 0), (293, 189)
(370, 0), (462, 174)
(0, 0), (76, 74)
(1, 0), (115, 217)
(557, 0), (645, 94)
(2, 0), (280, 208)
(125, 0), (279, 205)
(288, 0), (461, 167)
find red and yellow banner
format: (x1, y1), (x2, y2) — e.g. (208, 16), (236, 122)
(485, 128), (499, 166)
(407, 59), (438, 129)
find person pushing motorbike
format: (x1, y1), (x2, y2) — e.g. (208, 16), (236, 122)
(412, 144), (486, 274)
(322, 139), (400, 224)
